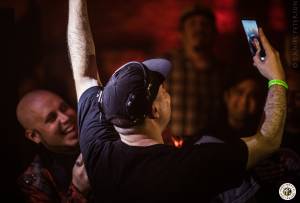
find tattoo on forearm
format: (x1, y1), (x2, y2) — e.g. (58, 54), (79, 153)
(260, 85), (286, 140)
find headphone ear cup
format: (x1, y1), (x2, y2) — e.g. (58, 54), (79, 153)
(125, 64), (152, 121)
(126, 92), (149, 120)
(126, 93), (137, 119)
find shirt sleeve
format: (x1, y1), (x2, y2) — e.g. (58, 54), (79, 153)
(77, 86), (119, 180)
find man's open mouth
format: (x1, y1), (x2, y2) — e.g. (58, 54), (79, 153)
(63, 125), (75, 134)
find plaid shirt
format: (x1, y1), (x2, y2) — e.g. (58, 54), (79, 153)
(166, 49), (230, 137)
(18, 151), (88, 203)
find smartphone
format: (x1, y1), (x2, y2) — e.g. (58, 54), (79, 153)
(241, 20), (266, 61)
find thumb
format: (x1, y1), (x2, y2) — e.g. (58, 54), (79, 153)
(75, 153), (84, 166)
(253, 49), (263, 67)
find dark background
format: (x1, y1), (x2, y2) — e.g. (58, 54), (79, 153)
(0, 0), (297, 200)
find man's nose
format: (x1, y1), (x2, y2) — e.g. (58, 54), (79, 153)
(58, 111), (70, 123)
(194, 21), (204, 32)
(239, 96), (248, 110)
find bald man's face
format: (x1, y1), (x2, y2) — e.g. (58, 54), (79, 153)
(26, 93), (78, 152)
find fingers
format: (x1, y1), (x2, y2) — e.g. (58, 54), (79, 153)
(77, 153), (83, 161)
(253, 49), (263, 67)
(253, 38), (261, 53)
(260, 28), (280, 56)
(75, 153), (84, 167)
(258, 28), (273, 53)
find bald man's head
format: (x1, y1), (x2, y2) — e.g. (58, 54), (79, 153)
(17, 90), (61, 129)
(16, 90), (78, 152)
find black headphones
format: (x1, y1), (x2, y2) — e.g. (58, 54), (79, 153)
(125, 63), (153, 121)
(97, 62), (154, 125)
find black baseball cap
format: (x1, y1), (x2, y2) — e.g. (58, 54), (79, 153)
(101, 58), (171, 128)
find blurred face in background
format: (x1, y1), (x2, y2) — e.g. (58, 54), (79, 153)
(181, 15), (216, 52)
(224, 79), (259, 129)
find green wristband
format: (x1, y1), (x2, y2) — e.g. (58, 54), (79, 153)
(268, 79), (288, 89)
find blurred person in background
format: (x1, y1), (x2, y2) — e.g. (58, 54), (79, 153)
(165, 4), (233, 145)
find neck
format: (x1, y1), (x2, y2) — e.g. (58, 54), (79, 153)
(184, 45), (212, 71)
(119, 119), (164, 146)
(120, 134), (163, 146)
(43, 144), (80, 155)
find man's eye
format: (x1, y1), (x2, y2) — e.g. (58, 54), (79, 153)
(60, 103), (69, 112)
(46, 112), (57, 123)
(233, 89), (243, 96)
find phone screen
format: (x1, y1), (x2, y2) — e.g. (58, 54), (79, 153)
(241, 20), (266, 61)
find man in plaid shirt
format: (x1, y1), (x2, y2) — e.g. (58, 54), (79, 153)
(166, 5), (231, 141)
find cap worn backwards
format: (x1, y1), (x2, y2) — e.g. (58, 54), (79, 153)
(101, 58), (171, 128)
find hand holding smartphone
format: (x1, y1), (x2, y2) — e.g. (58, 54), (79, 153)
(241, 20), (266, 61)
(244, 25), (285, 81)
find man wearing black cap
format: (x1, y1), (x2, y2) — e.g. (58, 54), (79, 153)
(68, 0), (287, 202)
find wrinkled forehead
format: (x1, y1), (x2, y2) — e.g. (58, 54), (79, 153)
(30, 93), (64, 117)
(231, 79), (258, 91)
(183, 14), (215, 29)
(185, 14), (211, 22)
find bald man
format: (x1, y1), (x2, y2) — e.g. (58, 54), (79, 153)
(17, 90), (90, 202)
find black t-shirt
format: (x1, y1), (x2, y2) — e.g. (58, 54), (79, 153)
(78, 86), (248, 202)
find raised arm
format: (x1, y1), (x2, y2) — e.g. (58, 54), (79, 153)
(242, 28), (287, 169)
(68, 0), (99, 100)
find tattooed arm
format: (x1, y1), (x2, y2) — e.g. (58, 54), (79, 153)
(68, 0), (100, 100)
(242, 29), (287, 169)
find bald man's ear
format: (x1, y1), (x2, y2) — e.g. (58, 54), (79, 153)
(25, 129), (41, 144)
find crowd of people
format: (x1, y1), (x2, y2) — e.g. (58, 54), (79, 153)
(14, 0), (299, 202)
